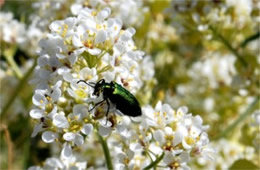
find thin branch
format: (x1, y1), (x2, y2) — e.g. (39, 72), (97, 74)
(209, 26), (248, 67)
(1, 59), (37, 121)
(96, 132), (113, 170)
(213, 96), (260, 140)
(0, 124), (13, 170)
(143, 152), (165, 170)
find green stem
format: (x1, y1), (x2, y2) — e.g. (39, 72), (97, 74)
(209, 26), (247, 67)
(240, 31), (260, 47)
(143, 152), (165, 170)
(5, 55), (23, 79)
(1, 59), (37, 120)
(213, 96), (260, 140)
(96, 132), (113, 170)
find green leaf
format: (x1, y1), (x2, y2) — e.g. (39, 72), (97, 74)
(229, 159), (259, 170)
(81, 51), (98, 68)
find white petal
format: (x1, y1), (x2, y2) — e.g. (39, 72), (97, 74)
(97, 7), (111, 21)
(53, 114), (69, 128)
(45, 158), (64, 169)
(68, 53), (77, 65)
(180, 152), (190, 163)
(37, 55), (49, 67)
(163, 151), (174, 165)
(71, 4), (83, 15)
(51, 88), (61, 101)
(39, 69), (51, 80)
(98, 125), (111, 136)
(177, 106), (188, 115)
(32, 91), (47, 106)
(42, 131), (57, 143)
(81, 124), (93, 135)
(31, 123), (43, 137)
(173, 130), (184, 146)
(57, 67), (70, 75)
(72, 34), (83, 47)
(125, 27), (136, 37)
(63, 132), (75, 141)
(30, 109), (44, 119)
(63, 72), (74, 82)
(28, 166), (42, 170)
(49, 20), (63, 32)
(74, 134), (84, 146)
(154, 129), (165, 145)
(155, 101), (162, 111)
(87, 48), (101, 55)
(95, 30), (107, 44)
(61, 144), (73, 159)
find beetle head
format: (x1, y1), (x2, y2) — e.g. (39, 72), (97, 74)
(77, 79), (106, 97)
(93, 79), (105, 96)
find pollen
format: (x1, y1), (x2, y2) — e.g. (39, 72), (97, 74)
(167, 142), (171, 147)
(185, 136), (195, 145)
(61, 24), (68, 38)
(40, 100), (44, 104)
(87, 75), (93, 80)
(163, 112), (167, 117)
(96, 24), (102, 29)
(157, 117), (162, 124)
(174, 162), (180, 168)
(91, 11), (97, 16)
(165, 135), (174, 141)
(75, 89), (87, 98)
(69, 123), (82, 132)
(46, 96), (51, 101)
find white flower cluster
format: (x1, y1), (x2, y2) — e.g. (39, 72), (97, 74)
(29, 5), (211, 170)
(109, 102), (213, 169)
(30, 6), (153, 162)
(194, 139), (256, 170)
(188, 52), (237, 88)
(0, 12), (44, 56)
(28, 156), (86, 170)
(0, 12), (26, 44)
(71, 0), (147, 27)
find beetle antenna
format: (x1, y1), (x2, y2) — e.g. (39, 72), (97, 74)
(77, 80), (95, 88)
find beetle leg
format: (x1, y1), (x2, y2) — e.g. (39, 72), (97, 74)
(105, 99), (110, 125)
(88, 99), (106, 112)
(105, 99), (110, 117)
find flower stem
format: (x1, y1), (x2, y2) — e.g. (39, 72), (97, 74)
(143, 152), (165, 170)
(1, 59), (37, 121)
(0, 124), (13, 170)
(96, 132), (113, 170)
(213, 96), (260, 140)
(5, 54), (23, 79)
(209, 26), (247, 67)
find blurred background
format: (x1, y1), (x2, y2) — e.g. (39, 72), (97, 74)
(0, 0), (259, 169)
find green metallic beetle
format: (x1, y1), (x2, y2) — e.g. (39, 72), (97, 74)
(77, 79), (142, 117)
